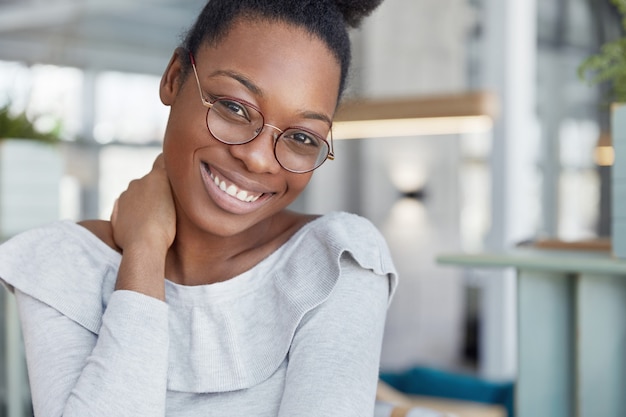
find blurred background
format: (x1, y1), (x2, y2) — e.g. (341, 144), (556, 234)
(0, 0), (620, 415)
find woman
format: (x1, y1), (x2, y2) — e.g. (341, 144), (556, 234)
(0, 0), (398, 416)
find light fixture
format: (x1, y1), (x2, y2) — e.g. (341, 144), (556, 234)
(332, 91), (498, 140)
(595, 131), (614, 167)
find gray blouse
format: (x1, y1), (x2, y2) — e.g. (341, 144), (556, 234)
(0, 211), (397, 417)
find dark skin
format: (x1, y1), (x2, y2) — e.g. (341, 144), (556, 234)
(80, 18), (341, 298)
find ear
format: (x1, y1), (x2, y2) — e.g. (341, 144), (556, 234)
(160, 48), (186, 106)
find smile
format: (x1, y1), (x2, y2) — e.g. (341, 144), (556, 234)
(205, 165), (264, 203)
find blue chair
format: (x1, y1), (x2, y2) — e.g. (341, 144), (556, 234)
(380, 366), (514, 417)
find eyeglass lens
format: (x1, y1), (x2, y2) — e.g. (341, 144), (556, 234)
(206, 98), (329, 173)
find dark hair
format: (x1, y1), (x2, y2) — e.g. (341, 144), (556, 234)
(180, 0), (383, 99)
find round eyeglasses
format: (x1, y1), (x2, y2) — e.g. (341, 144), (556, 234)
(189, 53), (334, 173)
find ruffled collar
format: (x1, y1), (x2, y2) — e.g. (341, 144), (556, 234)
(0, 212), (397, 393)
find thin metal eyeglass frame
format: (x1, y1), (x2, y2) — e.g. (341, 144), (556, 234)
(188, 52), (334, 173)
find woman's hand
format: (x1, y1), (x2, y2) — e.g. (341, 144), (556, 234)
(111, 154), (175, 300)
(111, 154), (176, 253)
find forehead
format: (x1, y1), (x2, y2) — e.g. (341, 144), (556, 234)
(194, 18), (342, 114)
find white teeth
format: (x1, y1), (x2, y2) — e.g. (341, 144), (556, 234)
(210, 172), (262, 203)
(226, 185), (237, 196)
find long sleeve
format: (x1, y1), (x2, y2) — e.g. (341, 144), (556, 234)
(15, 289), (169, 417)
(1, 213), (398, 416)
(278, 255), (391, 417)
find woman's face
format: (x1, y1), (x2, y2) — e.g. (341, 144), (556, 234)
(160, 18), (341, 237)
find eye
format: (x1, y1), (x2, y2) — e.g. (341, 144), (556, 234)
(290, 131), (318, 146)
(213, 98), (252, 123)
(281, 129), (325, 155)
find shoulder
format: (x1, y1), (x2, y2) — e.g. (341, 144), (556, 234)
(310, 210), (378, 230)
(0, 220), (89, 257)
(0, 220), (120, 332)
(77, 219), (120, 253)
(276, 211), (398, 301)
(0, 219), (120, 280)
(303, 211), (391, 255)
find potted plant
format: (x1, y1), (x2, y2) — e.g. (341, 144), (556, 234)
(578, 0), (626, 258)
(578, 0), (626, 101)
(0, 104), (61, 144)
(0, 103), (63, 239)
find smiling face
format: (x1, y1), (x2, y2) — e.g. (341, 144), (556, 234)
(159, 17), (341, 238)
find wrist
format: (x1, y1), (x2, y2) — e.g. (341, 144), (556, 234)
(115, 243), (168, 301)
(122, 238), (170, 259)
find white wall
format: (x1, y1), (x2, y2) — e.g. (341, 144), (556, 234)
(364, 0), (474, 371)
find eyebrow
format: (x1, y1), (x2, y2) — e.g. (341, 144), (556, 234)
(208, 69), (264, 98)
(301, 110), (333, 126)
(208, 69), (333, 126)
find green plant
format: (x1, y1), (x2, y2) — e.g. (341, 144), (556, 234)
(578, 0), (626, 102)
(0, 104), (60, 143)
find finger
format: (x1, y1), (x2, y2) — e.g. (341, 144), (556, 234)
(110, 198), (119, 223)
(152, 153), (165, 170)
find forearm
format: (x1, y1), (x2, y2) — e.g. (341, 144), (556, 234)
(16, 289), (169, 417)
(111, 153), (175, 302)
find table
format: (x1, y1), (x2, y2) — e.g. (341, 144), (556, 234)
(437, 248), (626, 417)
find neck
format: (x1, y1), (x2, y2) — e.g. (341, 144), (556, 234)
(164, 214), (276, 286)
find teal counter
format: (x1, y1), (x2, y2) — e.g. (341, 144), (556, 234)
(437, 248), (626, 417)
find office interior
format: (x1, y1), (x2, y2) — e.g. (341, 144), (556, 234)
(0, 0), (621, 416)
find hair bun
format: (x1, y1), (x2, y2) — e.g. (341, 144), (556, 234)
(333, 0), (384, 27)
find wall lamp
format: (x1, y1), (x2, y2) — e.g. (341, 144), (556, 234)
(332, 91), (499, 140)
(595, 131), (614, 167)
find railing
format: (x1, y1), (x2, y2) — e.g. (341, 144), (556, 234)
(438, 246), (626, 417)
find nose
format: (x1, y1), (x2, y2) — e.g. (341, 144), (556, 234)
(229, 124), (283, 174)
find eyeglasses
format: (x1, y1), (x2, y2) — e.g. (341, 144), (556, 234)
(188, 52), (334, 173)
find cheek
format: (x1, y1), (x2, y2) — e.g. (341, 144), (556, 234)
(161, 112), (199, 188)
(287, 172), (313, 195)
(162, 105), (209, 162)
(163, 86), (210, 149)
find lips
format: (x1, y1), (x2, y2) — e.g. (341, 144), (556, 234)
(202, 163), (266, 203)
(210, 172), (263, 203)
